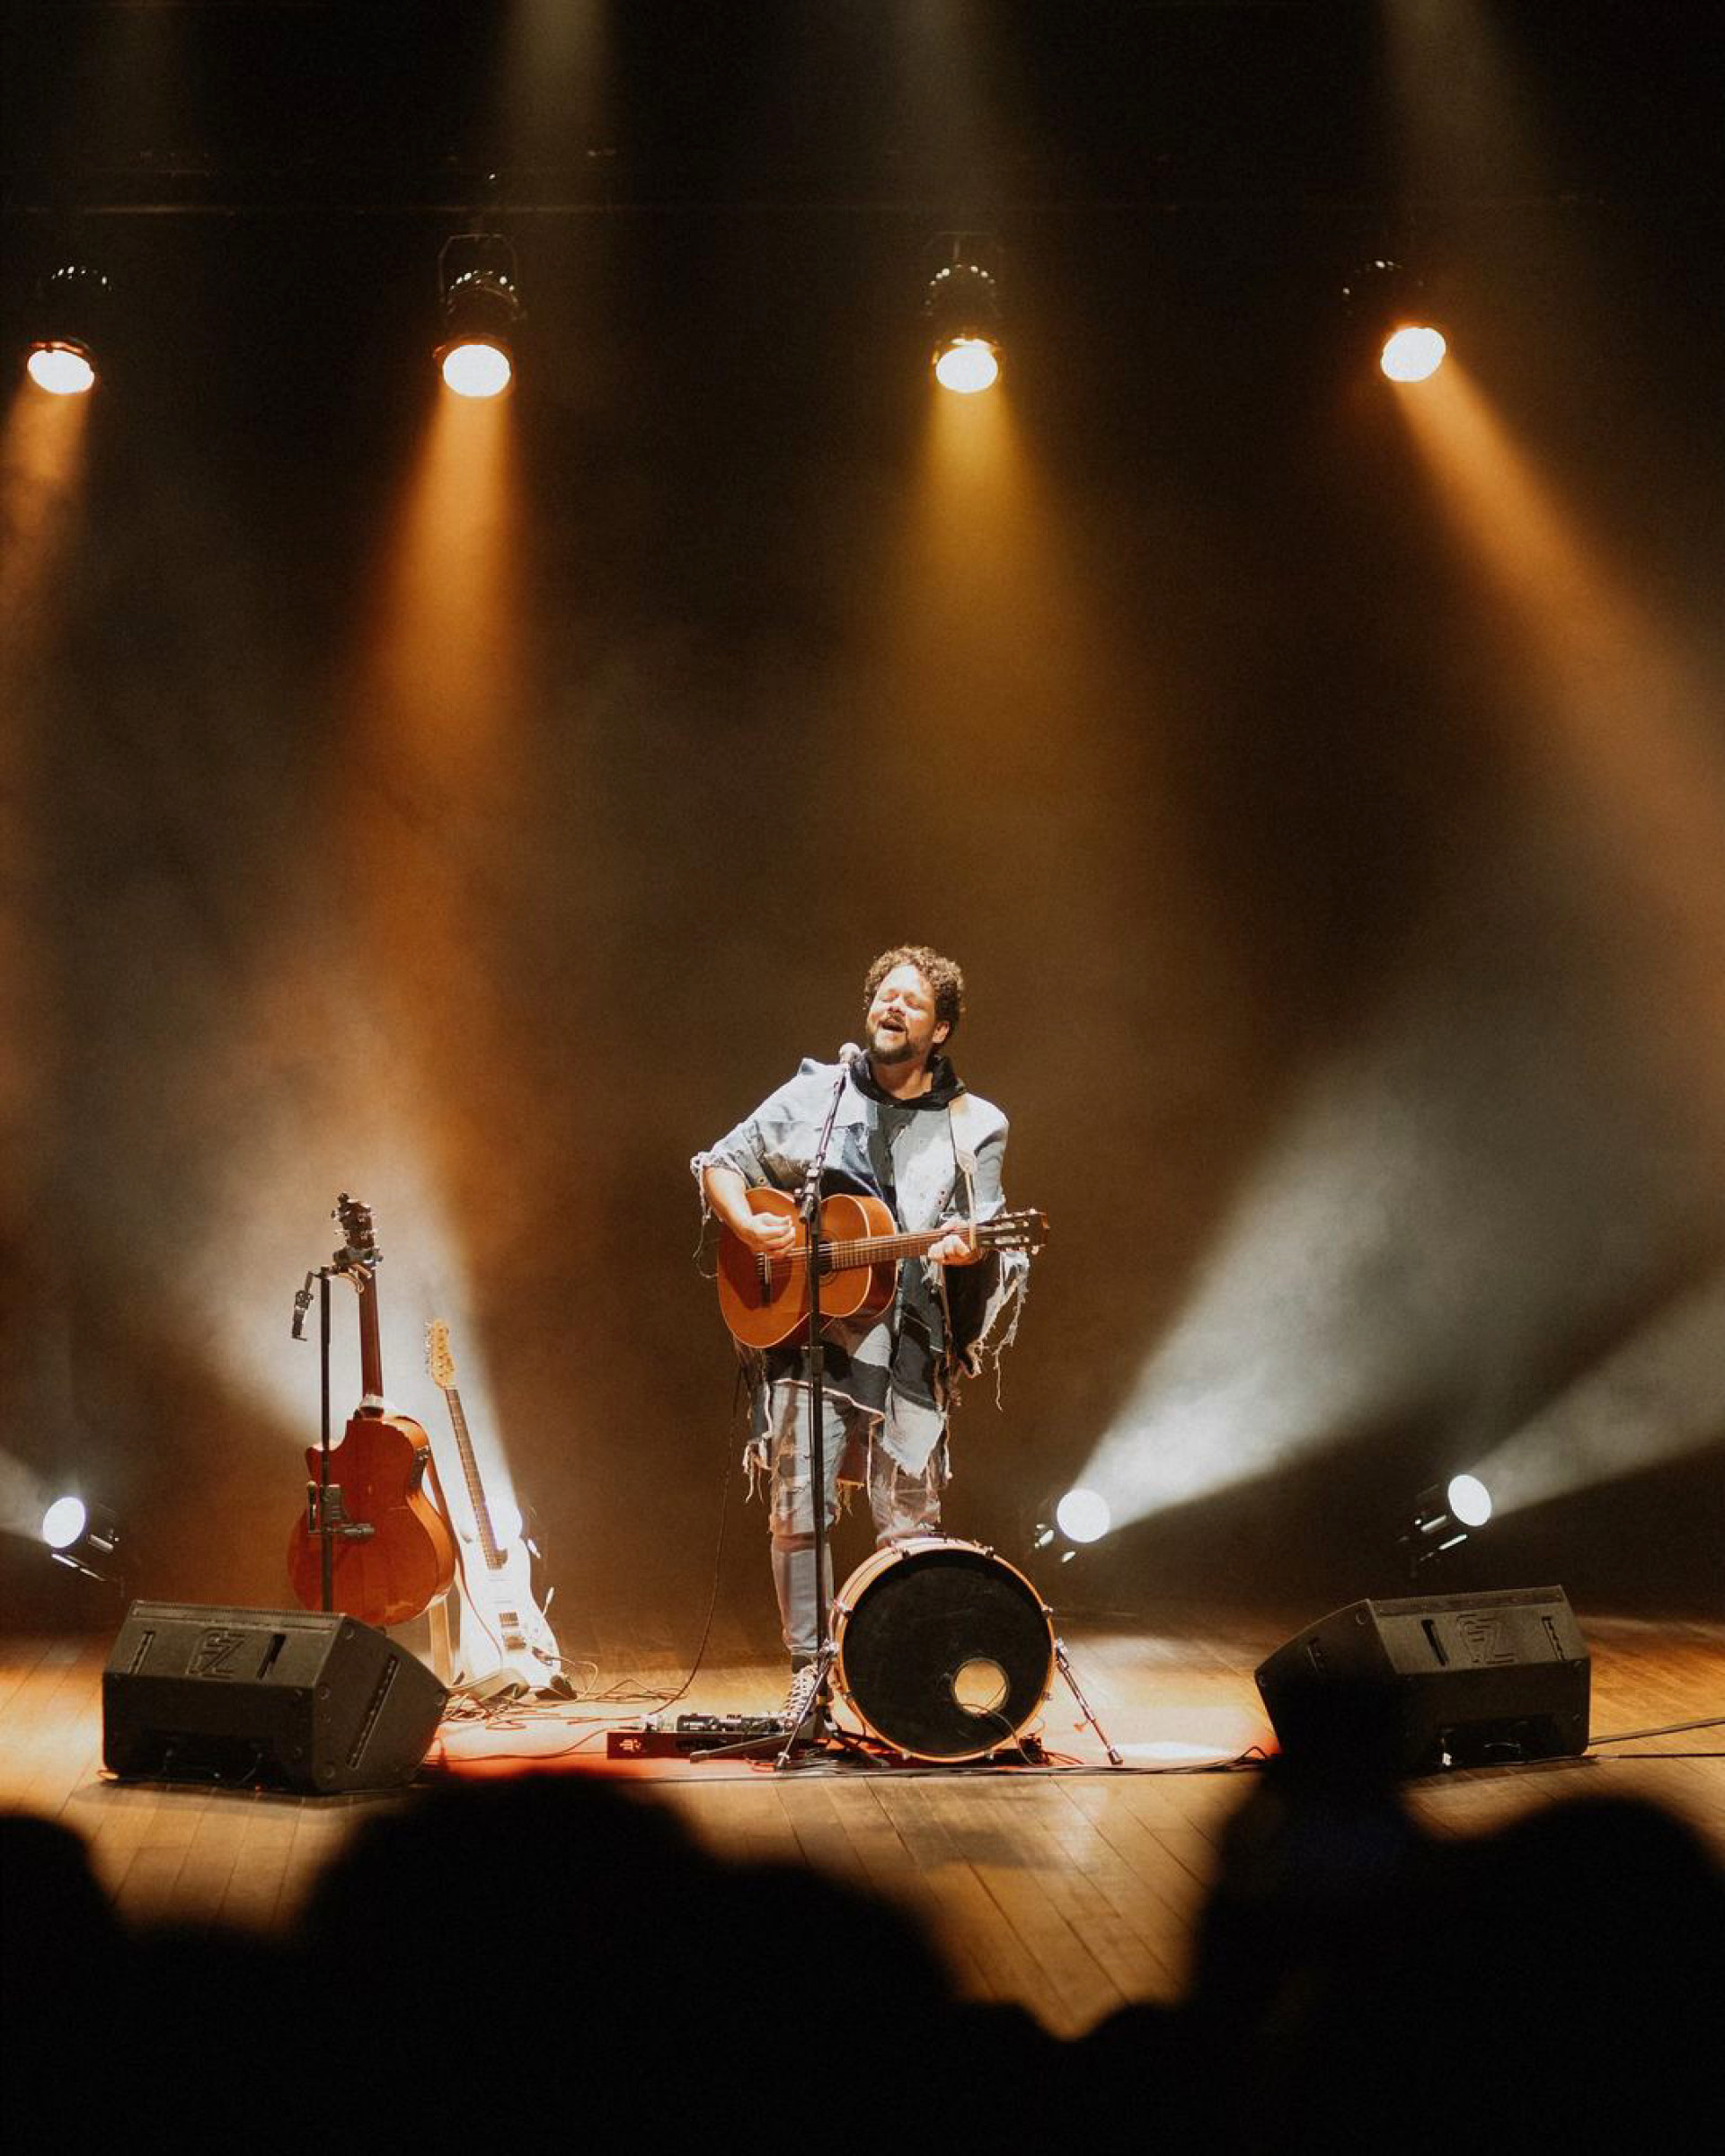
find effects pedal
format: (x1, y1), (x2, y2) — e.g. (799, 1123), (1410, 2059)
(606, 1712), (785, 1760)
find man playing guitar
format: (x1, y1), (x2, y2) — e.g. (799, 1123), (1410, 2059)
(694, 945), (1031, 1728)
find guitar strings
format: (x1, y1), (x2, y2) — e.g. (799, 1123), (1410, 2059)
(756, 1216), (1039, 1278)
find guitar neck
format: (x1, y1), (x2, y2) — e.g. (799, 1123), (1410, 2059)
(443, 1386), (503, 1570)
(357, 1274), (386, 1400)
(786, 1224), (992, 1273)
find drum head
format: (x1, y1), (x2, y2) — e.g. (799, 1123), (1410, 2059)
(836, 1541), (1053, 1762)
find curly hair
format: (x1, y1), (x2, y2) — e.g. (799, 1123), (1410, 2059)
(862, 944), (967, 1041)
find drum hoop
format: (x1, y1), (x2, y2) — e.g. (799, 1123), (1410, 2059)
(834, 1536), (1050, 1616)
(832, 1537), (1056, 1763)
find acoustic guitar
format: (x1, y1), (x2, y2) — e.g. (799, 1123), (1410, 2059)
(286, 1195), (456, 1628)
(425, 1320), (562, 1696)
(716, 1186), (1047, 1350)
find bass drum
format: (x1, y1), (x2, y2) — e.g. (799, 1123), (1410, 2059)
(832, 1538), (1056, 1763)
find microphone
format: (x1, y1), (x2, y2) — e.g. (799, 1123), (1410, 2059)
(290, 1271), (316, 1341)
(838, 1040), (862, 1067)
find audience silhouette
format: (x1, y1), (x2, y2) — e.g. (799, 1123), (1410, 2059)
(4, 1727), (1720, 2149)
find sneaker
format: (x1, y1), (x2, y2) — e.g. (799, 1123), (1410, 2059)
(779, 1661), (829, 1738)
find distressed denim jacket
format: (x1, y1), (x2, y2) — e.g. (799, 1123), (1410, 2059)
(693, 1054), (1030, 1476)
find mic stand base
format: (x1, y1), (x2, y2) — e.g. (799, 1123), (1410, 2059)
(688, 1652), (874, 1766)
(770, 1638), (856, 1770)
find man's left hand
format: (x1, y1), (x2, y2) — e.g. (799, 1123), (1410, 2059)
(927, 1223), (980, 1266)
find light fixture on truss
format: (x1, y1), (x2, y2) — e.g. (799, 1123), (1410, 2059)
(925, 234), (1004, 394)
(25, 263), (111, 395)
(437, 234), (522, 398)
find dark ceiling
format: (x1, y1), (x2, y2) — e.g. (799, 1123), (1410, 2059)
(4, 1), (1721, 216)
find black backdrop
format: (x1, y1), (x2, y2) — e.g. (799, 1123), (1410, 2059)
(3, 4), (1721, 1638)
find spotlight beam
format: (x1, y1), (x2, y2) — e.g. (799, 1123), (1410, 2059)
(1467, 1270), (1725, 1515)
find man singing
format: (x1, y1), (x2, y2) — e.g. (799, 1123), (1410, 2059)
(694, 945), (1029, 1728)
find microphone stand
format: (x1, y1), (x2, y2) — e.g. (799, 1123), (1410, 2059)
(774, 1052), (854, 1770)
(291, 1265), (373, 1613)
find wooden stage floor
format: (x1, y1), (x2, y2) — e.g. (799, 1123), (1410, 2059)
(4, 1604), (1721, 2038)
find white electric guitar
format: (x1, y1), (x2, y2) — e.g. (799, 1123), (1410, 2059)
(425, 1320), (562, 1696)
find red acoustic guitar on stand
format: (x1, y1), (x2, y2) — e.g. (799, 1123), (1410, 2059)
(286, 1195), (456, 1628)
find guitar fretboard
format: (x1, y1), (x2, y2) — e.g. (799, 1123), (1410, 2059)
(761, 1219), (1017, 1279)
(443, 1387), (503, 1571)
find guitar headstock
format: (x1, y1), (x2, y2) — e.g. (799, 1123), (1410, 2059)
(978, 1208), (1048, 1257)
(330, 1198), (381, 1276)
(333, 1195), (379, 1271)
(426, 1319), (456, 1392)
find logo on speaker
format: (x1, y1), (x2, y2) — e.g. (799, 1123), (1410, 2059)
(1456, 1614), (1514, 1666)
(190, 1629), (251, 1679)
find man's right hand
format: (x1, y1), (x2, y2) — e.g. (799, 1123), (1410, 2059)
(704, 1163), (799, 1254)
(733, 1209), (798, 1255)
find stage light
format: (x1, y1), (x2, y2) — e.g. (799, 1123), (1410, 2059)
(441, 340), (512, 399)
(1343, 257), (1448, 384)
(41, 1495), (122, 1582)
(26, 345), (96, 397)
(1381, 324), (1447, 383)
(1056, 1488), (1111, 1543)
(1401, 1474), (1492, 1577)
(23, 264), (111, 395)
(437, 234), (521, 398)
(925, 240), (1003, 395)
(1031, 1484), (1113, 1559)
(1446, 1472), (1492, 1528)
(933, 337), (999, 396)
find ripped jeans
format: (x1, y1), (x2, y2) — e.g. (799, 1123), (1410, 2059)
(759, 1381), (943, 1661)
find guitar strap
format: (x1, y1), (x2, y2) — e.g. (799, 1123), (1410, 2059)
(867, 1094), (980, 1418)
(946, 1094), (982, 1223)
(932, 1096), (981, 1392)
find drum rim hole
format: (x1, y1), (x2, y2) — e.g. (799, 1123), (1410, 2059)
(950, 1656), (1011, 1717)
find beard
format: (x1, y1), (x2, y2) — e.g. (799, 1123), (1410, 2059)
(869, 1025), (918, 1065)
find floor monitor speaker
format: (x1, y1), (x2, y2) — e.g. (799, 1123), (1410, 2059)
(103, 1601), (447, 1794)
(1255, 1586), (1590, 1776)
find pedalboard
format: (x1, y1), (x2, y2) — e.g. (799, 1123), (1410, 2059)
(606, 1712), (786, 1759)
